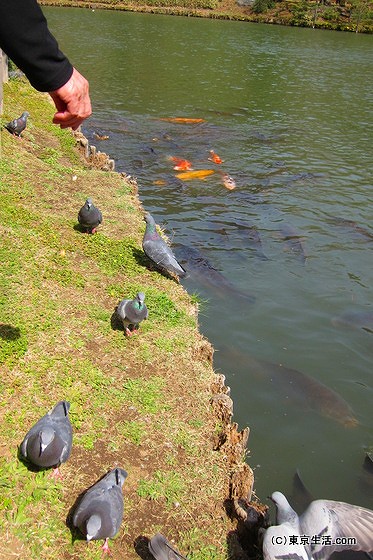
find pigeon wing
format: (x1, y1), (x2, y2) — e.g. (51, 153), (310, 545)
(49, 401), (73, 463)
(143, 237), (186, 277)
(263, 524), (309, 560)
(148, 533), (188, 560)
(300, 500), (373, 560)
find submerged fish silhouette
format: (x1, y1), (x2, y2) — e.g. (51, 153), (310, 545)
(329, 217), (373, 241)
(175, 244), (255, 302)
(237, 224), (269, 260)
(278, 223), (308, 263)
(331, 309), (373, 334)
(246, 355), (358, 428)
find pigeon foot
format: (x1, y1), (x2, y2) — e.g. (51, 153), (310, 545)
(50, 466), (63, 480)
(101, 538), (111, 555)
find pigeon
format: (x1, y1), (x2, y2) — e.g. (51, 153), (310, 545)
(142, 213), (186, 281)
(116, 292), (148, 336)
(4, 111), (30, 137)
(148, 533), (188, 560)
(78, 198), (102, 233)
(20, 400), (72, 478)
(72, 467), (127, 554)
(262, 491), (373, 560)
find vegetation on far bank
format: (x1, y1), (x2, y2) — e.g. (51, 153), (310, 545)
(0, 78), (256, 560)
(39, 0), (373, 33)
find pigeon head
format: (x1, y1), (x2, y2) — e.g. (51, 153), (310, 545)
(144, 213), (156, 227)
(51, 400), (70, 418)
(270, 491), (298, 525)
(85, 198), (93, 209)
(86, 514), (102, 541)
(135, 292), (146, 308)
(21, 112), (30, 119)
(114, 467), (128, 487)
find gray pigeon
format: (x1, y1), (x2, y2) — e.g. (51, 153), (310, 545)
(20, 400), (72, 478)
(148, 533), (188, 560)
(78, 198), (102, 234)
(4, 111), (30, 137)
(72, 467), (127, 554)
(263, 491), (373, 560)
(142, 213), (186, 281)
(116, 292), (148, 336)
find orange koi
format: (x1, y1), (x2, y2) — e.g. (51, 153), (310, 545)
(208, 149), (223, 164)
(176, 169), (215, 181)
(159, 117), (206, 124)
(221, 173), (236, 190)
(170, 156), (193, 171)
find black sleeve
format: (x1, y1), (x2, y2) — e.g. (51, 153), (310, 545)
(0, 0), (73, 92)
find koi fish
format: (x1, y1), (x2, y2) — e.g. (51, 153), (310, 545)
(175, 169), (215, 181)
(208, 149), (223, 164)
(93, 132), (109, 140)
(170, 156), (193, 171)
(221, 173), (236, 190)
(278, 224), (308, 264)
(159, 117), (205, 124)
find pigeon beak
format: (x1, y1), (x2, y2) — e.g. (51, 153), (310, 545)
(86, 534), (93, 542)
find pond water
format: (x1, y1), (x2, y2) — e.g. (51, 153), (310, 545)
(44, 7), (373, 509)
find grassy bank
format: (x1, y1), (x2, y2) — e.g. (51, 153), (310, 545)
(0, 78), (259, 559)
(39, 0), (373, 33)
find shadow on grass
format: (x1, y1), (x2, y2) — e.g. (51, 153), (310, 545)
(0, 323), (21, 341)
(132, 246), (150, 269)
(134, 535), (154, 560)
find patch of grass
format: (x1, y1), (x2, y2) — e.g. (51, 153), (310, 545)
(115, 420), (147, 445)
(0, 457), (67, 555)
(181, 528), (224, 560)
(144, 288), (191, 328)
(113, 376), (166, 414)
(137, 470), (185, 505)
(81, 234), (143, 276)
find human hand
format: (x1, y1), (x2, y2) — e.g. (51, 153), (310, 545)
(49, 68), (92, 130)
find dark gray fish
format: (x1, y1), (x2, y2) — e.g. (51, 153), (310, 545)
(174, 244), (255, 302)
(5, 111), (29, 137)
(142, 213), (186, 281)
(217, 345), (359, 428)
(20, 400), (72, 476)
(245, 355), (358, 428)
(78, 198), (103, 234)
(116, 292), (148, 336)
(278, 223), (308, 263)
(329, 217), (373, 242)
(73, 468), (127, 554)
(148, 533), (188, 560)
(236, 223), (269, 261)
(332, 310), (373, 334)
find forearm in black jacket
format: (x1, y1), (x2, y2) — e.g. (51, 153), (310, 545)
(0, 0), (73, 92)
